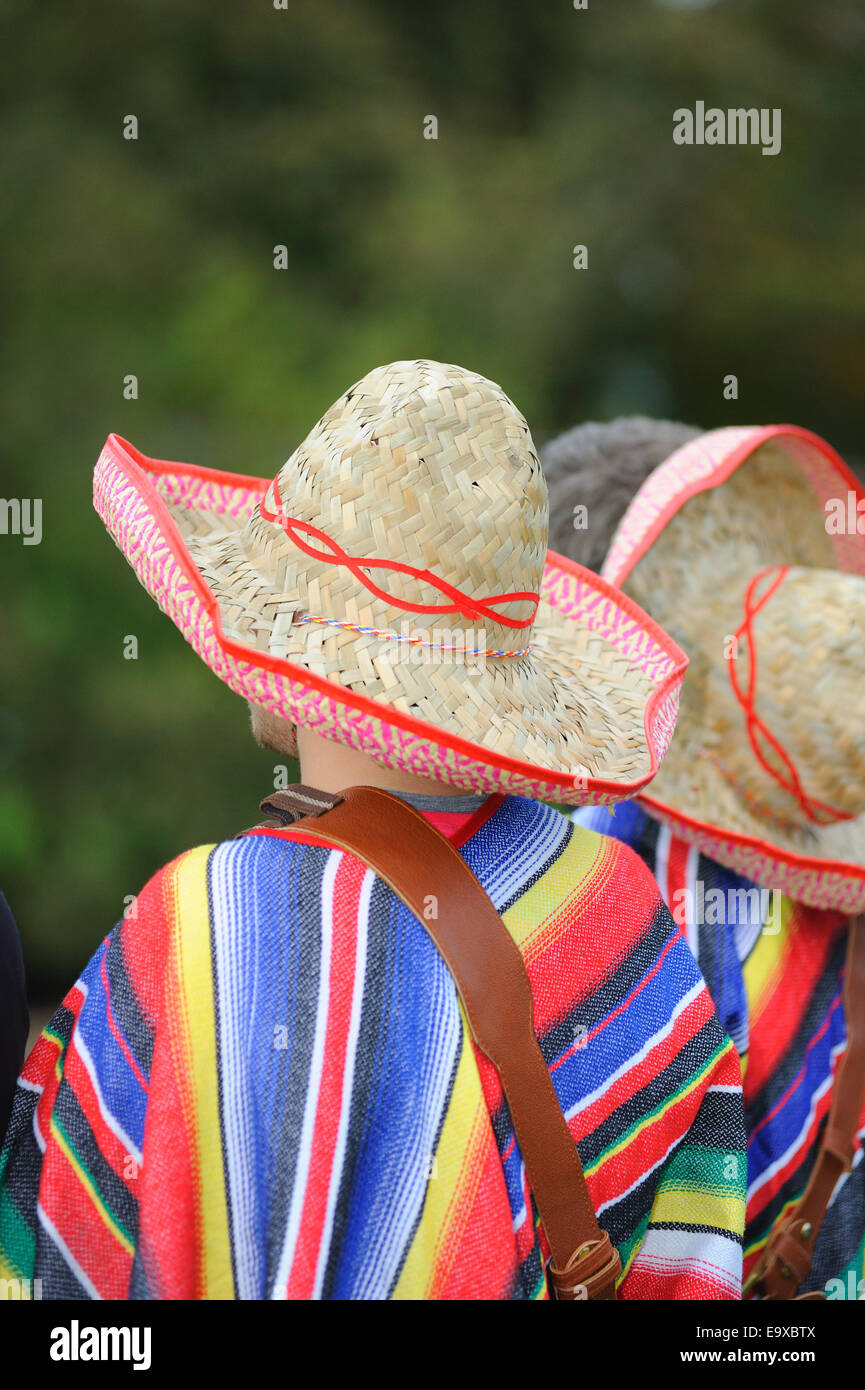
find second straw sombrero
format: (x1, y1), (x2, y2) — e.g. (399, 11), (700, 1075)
(603, 424), (865, 912)
(93, 360), (686, 805)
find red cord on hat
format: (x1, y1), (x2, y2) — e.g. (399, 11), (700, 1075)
(259, 488), (540, 630)
(727, 565), (852, 826)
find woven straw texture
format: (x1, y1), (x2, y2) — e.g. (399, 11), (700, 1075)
(603, 425), (865, 910)
(93, 360), (686, 804)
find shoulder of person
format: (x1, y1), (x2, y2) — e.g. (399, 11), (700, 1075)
(558, 807), (667, 906)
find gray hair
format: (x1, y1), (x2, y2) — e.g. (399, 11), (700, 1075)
(541, 417), (701, 572)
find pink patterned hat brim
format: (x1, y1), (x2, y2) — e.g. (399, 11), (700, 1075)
(93, 434), (689, 806)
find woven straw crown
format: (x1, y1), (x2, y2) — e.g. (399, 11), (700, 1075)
(701, 566), (865, 829)
(244, 359), (546, 650)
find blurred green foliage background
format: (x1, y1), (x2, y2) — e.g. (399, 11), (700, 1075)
(2, 0), (864, 997)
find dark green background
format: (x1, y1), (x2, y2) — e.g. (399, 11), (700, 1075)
(2, 0), (863, 996)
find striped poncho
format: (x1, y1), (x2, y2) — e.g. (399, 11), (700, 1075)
(0, 794), (746, 1300)
(572, 801), (865, 1299)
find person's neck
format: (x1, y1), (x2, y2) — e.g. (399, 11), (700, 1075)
(296, 726), (469, 798)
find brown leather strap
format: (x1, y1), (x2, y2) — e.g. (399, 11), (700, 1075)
(263, 783), (620, 1300)
(744, 913), (865, 1300)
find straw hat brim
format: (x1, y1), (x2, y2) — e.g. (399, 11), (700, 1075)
(603, 423), (865, 911)
(93, 434), (688, 805)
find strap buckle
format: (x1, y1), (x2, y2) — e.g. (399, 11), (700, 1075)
(743, 1218), (815, 1301)
(548, 1232), (621, 1301)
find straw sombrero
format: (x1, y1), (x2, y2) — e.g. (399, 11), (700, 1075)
(93, 360), (686, 806)
(602, 423), (865, 911)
